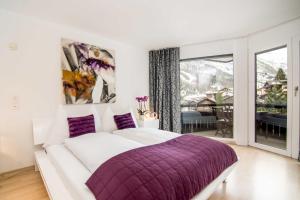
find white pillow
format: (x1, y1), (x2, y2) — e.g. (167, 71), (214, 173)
(102, 106), (117, 132)
(129, 108), (139, 128)
(102, 106), (139, 132)
(64, 132), (143, 172)
(112, 128), (180, 145)
(43, 105), (68, 147)
(43, 105), (102, 147)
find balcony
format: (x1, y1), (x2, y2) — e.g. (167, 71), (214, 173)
(255, 103), (287, 149)
(181, 103), (287, 148)
(181, 103), (233, 138)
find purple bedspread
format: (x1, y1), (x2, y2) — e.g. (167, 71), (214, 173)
(86, 135), (237, 200)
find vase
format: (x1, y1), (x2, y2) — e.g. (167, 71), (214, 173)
(138, 114), (145, 121)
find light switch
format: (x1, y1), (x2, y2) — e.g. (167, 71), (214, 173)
(12, 96), (19, 110)
(8, 42), (18, 51)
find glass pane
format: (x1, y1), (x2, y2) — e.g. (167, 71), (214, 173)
(180, 55), (234, 138)
(255, 46), (287, 149)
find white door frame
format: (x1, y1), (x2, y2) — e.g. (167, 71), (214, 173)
(291, 35), (300, 159)
(248, 39), (293, 157)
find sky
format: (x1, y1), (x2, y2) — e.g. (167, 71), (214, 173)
(257, 47), (287, 69)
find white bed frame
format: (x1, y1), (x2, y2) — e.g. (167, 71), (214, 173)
(33, 118), (237, 200)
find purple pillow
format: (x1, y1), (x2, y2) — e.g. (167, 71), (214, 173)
(67, 114), (96, 138)
(113, 113), (136, 130)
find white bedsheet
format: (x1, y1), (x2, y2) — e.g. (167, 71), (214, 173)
(46, 144), (95, 200)
(112, 128), (180, 145)
(64, 132), (143, 172)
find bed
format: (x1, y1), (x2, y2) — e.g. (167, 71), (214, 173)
(33, 118), (237, 200)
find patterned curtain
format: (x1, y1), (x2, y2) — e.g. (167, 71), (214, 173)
(149, 47), (181, 133)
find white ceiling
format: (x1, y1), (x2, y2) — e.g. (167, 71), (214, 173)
(1, 0), (300, 49)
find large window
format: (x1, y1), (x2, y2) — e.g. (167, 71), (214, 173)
(255, 46), (287, 149)
(180, 55), (234, 138)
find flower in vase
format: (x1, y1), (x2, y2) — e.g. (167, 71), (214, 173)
(136, 96), (149, 116)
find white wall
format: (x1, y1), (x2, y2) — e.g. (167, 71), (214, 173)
(181, 40), (235, 59)
(233, 38), (249, 145)
(181, 39), (249, 145)
(0, 10), (148, 173)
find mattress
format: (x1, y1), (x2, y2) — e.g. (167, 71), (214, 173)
(46, 144), (95, 200)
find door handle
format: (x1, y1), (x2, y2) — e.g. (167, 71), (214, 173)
(295, 86), (299, 97)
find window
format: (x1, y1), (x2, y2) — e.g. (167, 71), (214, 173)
(255, 46), (288, 149)
(180, 55), (234, 138)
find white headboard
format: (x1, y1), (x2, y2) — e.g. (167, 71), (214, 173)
(32, 118), (53, 145)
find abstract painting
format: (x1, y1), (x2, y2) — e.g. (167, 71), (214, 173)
(61, 39), (116, 104)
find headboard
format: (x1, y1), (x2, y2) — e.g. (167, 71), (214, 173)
(32, 118), (53, 145)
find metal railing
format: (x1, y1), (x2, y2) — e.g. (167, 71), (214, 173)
(255, 104), (287, 138)
(180, 103), (233, 135)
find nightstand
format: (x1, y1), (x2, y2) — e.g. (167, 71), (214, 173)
(138, 119), (159, 129)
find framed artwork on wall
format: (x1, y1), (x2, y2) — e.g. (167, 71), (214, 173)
(61, 38), (116, 104)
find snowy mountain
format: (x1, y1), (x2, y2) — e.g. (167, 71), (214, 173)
(256, 58), (287, 89)
(180, 59), (234, 104)
(180, 56), (287, 105)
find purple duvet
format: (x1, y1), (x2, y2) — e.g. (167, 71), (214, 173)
(86, 135), (237, 200)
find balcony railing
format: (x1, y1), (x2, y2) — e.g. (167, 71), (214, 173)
(255, 104), (287, 139)
(180, 103), (287, 138)
(181, 103), (233, 137)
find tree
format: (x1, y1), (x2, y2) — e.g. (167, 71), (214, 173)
(265, 86), (287, 105)
(215, 92), (224, 105)
(275, 68), (286, 81)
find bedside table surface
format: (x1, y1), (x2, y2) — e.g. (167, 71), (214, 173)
(138, 119), (159, 129)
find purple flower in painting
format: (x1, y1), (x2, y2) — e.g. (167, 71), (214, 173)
(86, 58), (115, 71)
(74, 43), (89, 61)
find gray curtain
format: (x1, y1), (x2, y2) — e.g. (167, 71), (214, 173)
(149, 47), (181, 133)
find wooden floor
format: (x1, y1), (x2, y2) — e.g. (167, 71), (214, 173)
(209, 145), (300, 200)
(0, 166), (49, 200)
(0, 145), (299, 200)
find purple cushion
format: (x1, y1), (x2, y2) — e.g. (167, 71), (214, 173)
(113, 113), (136, 130)
(67, 114), (96, 137)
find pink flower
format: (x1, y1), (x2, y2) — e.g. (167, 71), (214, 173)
(143, 96), (148, 101)
(136, 96), (148, 102)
